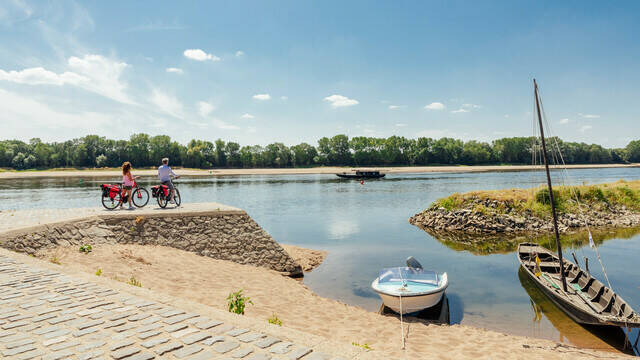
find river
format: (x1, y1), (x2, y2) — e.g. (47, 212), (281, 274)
(1, 167), (639, 354)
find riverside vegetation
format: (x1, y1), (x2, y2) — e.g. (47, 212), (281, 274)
(1, 134), (639, 170)
(410, 180), (640, 235)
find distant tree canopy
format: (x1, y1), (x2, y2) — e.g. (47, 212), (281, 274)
(0, 134), (636, 170)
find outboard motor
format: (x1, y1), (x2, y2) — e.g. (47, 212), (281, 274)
(406, 256), (423, 271)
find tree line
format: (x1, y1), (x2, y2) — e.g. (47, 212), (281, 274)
(1, 134), (639, 170)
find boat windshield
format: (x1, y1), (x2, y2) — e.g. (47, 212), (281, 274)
(378, 267), (439, 285)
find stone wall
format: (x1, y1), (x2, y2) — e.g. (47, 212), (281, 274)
(0, 210), (302, 276)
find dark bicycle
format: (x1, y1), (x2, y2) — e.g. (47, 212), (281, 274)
(100, 180), (149, 210)
(151, 179), (181, 208)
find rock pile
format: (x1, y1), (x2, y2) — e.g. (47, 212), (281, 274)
(409, 201), (640, 235)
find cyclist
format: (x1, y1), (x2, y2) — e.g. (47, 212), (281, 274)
(158, 158), (179, 203)
(122, 162), (139, 210)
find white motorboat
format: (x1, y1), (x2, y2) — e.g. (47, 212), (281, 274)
(371, 257), (448, 314)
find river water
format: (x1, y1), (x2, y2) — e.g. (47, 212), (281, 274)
(1, 168), (639, 354)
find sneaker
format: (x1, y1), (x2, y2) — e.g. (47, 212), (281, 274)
(128, 205), (135, 210)
(169, 199), (175, 204)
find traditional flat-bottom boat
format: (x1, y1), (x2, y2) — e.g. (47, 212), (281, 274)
(371, 257), (448, 314)
(518, 242), (640, 327)
(336, 170), (385, 179)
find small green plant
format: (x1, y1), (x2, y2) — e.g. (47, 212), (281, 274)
(49, 256), (61, 265)
(227, 289), (253, 315)
(95, 269), (102, 276)
(352, 342), (372, 351)
(127, 276), (142, 287)
(267, 313), (282, 326)
(79, 244), (93, 253)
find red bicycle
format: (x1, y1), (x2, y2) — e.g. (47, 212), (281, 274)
(100, 181), (149, 210)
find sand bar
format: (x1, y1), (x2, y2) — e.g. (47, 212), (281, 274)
(0, 163), (638, 179)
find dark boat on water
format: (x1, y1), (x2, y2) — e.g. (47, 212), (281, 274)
(336, 170), (385, 179)
(518, 242), (640, 327)
(517, 79), (640, 330)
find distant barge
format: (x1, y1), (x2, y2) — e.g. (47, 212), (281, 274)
(336, 170), (386, 179)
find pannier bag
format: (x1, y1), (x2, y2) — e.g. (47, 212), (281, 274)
(101, 184), (120, 200)
(151, 185), (169, 198)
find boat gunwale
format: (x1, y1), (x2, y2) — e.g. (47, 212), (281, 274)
(371, 273), (449, 298)
(517, 242), (640, 327)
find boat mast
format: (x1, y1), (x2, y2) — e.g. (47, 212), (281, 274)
(533, 79), (568, 292)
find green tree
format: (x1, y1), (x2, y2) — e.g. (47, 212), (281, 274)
(625, 140), (640, 162)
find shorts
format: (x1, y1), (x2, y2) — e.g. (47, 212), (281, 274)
(123, 185), (133, 190)
(161, 180), (174, 190)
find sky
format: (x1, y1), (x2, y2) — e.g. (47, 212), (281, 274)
(1, 1), (639, 148)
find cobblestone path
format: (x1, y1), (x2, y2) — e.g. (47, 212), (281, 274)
(0, 254), (346, 360)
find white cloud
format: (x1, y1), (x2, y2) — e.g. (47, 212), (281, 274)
(166, 67), (183, 74)
(213, 118), (239, 130)
(395, 123), (407, 127)
(559, 118), (570, 124)
(197, 101), (215, 117)
(235, 51), (244, 57)
(388, 105), (406, 110)
(324, 94), (358, 108)
(241, 113), (255, 119)
(183, 49), (220, 62)
(579, 113), (600, 119)
(67, 54), (133, 104)
(0, 67), (88, 86)
(0, 54), (133, 104)
(462, 103), (481, 109)
(504, 114), (510, 118)
(252, 93), (271, 101)
(451, 108), (469, 114)
(150, 89), (183, 119)
(280, 96), (288, 101)
(415, 129), (458, 138)
(580, 125), (593, 132)
(247, 126), (257, 133)
(424, 102), (445, 110)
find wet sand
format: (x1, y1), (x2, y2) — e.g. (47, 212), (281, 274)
(37, 244), (631, 359)
(1, 163), (637, 179)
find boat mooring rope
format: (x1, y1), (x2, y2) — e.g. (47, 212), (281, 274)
(399, 291), (405, 350)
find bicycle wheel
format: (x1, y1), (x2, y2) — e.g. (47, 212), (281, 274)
(157, 193), (168, 208)
(132, 187), (149, 208)
(102, 192), (122, 210)
(173, 188), (181, 207)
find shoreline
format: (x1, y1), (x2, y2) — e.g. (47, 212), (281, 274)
(0, 163), (638, 179)
(34, 244), (629, 359)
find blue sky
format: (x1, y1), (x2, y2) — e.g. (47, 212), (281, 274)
(1, 1), (639, 147)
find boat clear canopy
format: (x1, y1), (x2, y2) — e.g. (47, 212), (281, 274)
(378, 267), (439, 285)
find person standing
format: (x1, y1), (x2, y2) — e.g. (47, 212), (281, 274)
(121, 162), (138, 210)
(158, 158), (179, 203)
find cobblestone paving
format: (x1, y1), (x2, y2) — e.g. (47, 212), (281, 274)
(0, 255), (343, 360)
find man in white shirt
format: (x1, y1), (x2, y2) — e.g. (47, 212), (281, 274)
(158, 158), (179, 203)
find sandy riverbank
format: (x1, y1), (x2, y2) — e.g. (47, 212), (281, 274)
(1, 163), (638, 179)
(37, 244), (630, 359)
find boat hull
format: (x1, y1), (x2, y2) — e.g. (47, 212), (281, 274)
(375, 289), (446, 314)
(336, 173), (385, 179)
(517, 242), (640, 328)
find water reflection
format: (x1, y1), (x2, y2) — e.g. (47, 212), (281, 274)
(518, 268), (639, 355)
(422, 226), (640, 256)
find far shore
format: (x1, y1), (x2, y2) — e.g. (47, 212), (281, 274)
(0, 163), (638, 179)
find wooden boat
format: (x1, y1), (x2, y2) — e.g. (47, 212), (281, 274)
(336, 170), (385, 179)
(517, 79), (640, 329)
(518, 242), (640, 327)
(371, 257), (448, 314)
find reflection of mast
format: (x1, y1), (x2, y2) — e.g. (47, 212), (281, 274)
(533, 79), (567, 292)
